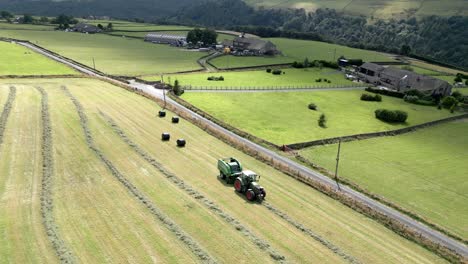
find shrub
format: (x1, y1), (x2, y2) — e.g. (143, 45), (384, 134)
(375, 109), (408, 123)
(172, 80), (184, 96)
(452, 91), (463, 101)
(316, 78), (322, 82)
(454, 76), (462, 83)
(308, 103), (317, 110)
(207, 76), (214, 81)
(365, 87), (404, 98)
(207, 76), (224, 81)
(405, 89), (424, 98)
(361, 93), (382, 102)
(404, 95), (419, 103)
(218, 76), (224, 81)
(272, 69), (282, 75)
(292, 61), (304, 68)
(441, 96), (458, 109)
(266, 68), (272, 73)
(327, 80), (331, 83)
(318, 114), (327, 128)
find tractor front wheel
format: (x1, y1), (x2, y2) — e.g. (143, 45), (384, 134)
(246, 190), (255, 201)
(234, 179), (243, 192)
(261, 189), (266, 199)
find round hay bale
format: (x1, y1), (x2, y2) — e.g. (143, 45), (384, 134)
(161, 133), (170, 141)
(158, 110), (166, 117)
(176, 139), (186, 147)
(172, 116), (179, 123)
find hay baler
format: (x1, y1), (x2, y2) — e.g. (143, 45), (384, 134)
(218, 157), (243, 183)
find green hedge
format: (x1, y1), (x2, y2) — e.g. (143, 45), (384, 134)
(375, 109), (408, 123)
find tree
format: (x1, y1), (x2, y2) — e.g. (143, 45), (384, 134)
(22, 14), (34, 24)
(1, 11), (13, 19)
(400, 44), (411, 56)
(454, 76), (462, 83)
(107, 23), (113, 31)
(97, 24), (104, 30)
(52, 14), (77, 25)
(303, 58), (310, 68)
(186, 28), (217, 46)
(40, 16), (49, 23)
(172, 80), (184, 96)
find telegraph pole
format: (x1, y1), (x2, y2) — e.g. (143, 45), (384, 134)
(92, 57), (96, 70)
(161, 75), (166, 109)
(334, 139), (342, 191)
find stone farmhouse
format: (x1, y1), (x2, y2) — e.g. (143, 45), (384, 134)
(144, 33), (187, 46)
(357, 62), (452, 96)
(71, 23), (102, 34)
(223, 35), (279, 56)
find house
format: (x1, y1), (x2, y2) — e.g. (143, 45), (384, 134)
(357, 62), (452, 96)
(144, 33), (187, 46)
(224, 35), (279, 56)
(71, 23), (102, 34)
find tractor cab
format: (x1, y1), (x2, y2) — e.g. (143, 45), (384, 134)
(242, 170), (260, 183)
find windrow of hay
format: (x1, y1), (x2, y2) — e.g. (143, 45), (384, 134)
(262, 201), (360, 264)
(0, 86), (16, 149)
(99, 111), (287, 263)
(61, 86), (216, 264)
(36, 87), (76, 264)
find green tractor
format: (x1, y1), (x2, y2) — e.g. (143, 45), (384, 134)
(218, 157), (243, 184)
(234, 170), (266, 201)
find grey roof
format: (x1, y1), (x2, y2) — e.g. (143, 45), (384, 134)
(73, 23), (101, 33)
(233, 37), (277, 51)
(360, 62), (385, 72)
(145, 33), (186, 40)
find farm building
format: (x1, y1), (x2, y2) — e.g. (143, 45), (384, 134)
(71, 23), (102, 34)
(144, 33), (187, 46)
(223, 35), (279, 56)
(357, 62), (452, 96)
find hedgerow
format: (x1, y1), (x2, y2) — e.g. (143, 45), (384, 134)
(375, 109), (408, 123)
(99, 112), (287, 263)
(61, 86), (216, 263)
(36, 87), (76, 264)
(0, 86), (16, 147)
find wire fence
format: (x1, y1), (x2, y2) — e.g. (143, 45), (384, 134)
(182, 83), (366, 91)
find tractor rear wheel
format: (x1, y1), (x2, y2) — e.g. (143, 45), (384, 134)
(261, 189), (266, 199)
(234, 179), (243, 192)
(246, 190), (255, 201)
(220, 171), (226, 180)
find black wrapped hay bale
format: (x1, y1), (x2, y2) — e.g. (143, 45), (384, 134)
(172, 116), (179, 123)
(176, 139), (186, 147)
(161, 132), (170, 141)
(158, 110), (166, 117)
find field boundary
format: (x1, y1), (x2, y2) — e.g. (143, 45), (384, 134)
(99, 111), (291, 263)
(62, 86), (217, 263)
(286, 114), (468, 150)
(36, 87), (76, 263)
(0, 74), (83, 79)
(0, 86), (16, 149)
(182, 83), (365, 91)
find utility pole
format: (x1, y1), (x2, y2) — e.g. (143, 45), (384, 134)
(161, 75), (166, 109)
(334, 139), (342, 191)
(92, 57), (96, 70)
(333, 48), (337, 61)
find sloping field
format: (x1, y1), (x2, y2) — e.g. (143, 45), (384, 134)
(181, 90), (454, 144)
(142, 68), (355, 88)
(0, 41), (77, 76)
(0, 30), (203, 76)
(299, 121), (468, 238)
(211, 38), (393, 69)
(0, 78), (447, 263)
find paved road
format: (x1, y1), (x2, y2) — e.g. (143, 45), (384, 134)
(19, 41), (468, 259)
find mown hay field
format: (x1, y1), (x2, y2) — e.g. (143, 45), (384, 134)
(299, 120), (468, 238)
(181, 90), (455, 144)
(210, 37), (393, 69)
(0, 78), (446, 263)
(0, 41), (77, 76)
(142, 67), (355, 87)
(0, 29), (203, 76)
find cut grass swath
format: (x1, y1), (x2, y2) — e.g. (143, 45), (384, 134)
(99, 111), (288, 263)
(36, 87), (76, 264)
(61, 86), (216, 263)
(0, 86), (16, 149)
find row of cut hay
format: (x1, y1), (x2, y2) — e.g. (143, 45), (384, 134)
(36, 87), (76, 264)
(60, 86), (216, 264)
(0, 86), (16, 148)
(262, 201), (360, 264)
(99, 111), (287, 262)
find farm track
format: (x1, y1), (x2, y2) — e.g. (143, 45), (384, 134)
(100, 111), (288, 263)
(36, 87), (75, 264)
(100, 111), (359, 264)
(61, 86), (217, 263)
(0, 86), (16, 149)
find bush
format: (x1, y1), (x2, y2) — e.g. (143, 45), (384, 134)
(405, 89), (424, 98)
(207, 76), (224, 81)
(308, 103), (317, 110)
(375, 109), (408, 123)
(452, 91), (463, 101)
(318, 114), (327, 128)
(365, 87), (404, 98)
(292, 61), (304, 68)
(172, 80), (184, 96)
(441, 96), (458, 109)
(316, 78), (322, 82)
(403, 95), (419, 103)
(361, 93), (382, 102)
(272, 69), (282, 75)
(266, 68), (272, 73)
(454, 76), (463, 83)
(327, 80), (331, 83)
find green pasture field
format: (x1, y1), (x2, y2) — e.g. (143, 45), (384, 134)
(211, 38), (393, 69)
(0, 29), (203, 76)
(299, 120), (468, 238)
(142, 67), (355, 87)
(0, 41), (77, 76)
(0, 22), (54, 30)
(182, 90), (455, 144)
(244, 0), (468, 19)
(0, 77), (446, 263)
(395, 65), (443, 76)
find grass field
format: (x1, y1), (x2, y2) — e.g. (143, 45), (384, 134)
(0, 77), (446, 263)
(211, 38), (393, 69)
(142, 68), (355, 87)
(182, 90), (455, 144)
(0, 30), (203, 76)
(299, 120), (468, 238)
(0, 41), (77, 76)
(244, 0), (468, 19)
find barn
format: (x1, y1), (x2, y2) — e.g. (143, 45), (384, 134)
(144, 33), (187, 46)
